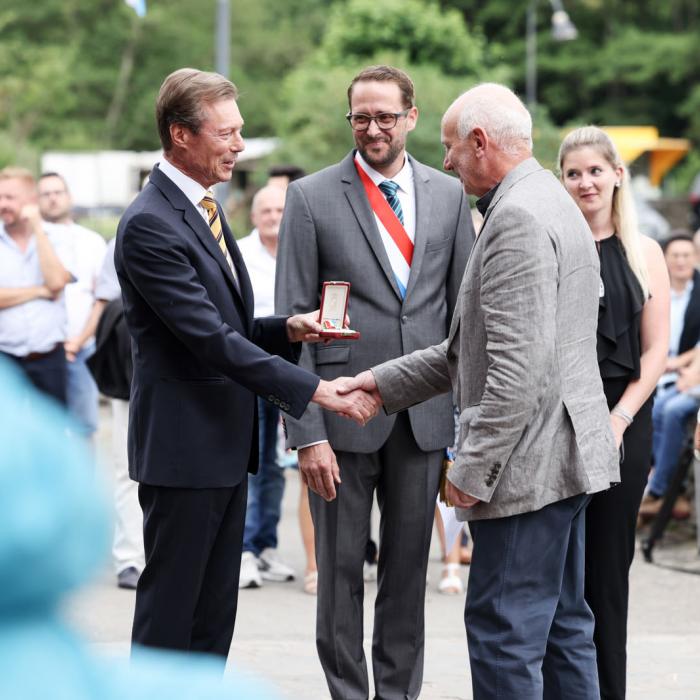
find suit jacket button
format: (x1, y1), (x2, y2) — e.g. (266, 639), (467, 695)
(401, 315), (408, 323)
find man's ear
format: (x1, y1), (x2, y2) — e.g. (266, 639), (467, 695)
(471, 127), (488, 155)
(170, 123), (190, 149)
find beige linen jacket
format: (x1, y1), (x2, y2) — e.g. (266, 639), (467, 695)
(372, 158), (619, 521)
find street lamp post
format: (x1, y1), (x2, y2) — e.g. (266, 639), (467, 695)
(525, 0), (578, 112)
(216, 0), (230, 77)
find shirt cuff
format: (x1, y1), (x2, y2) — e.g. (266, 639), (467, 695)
(297, 440), (329, 450)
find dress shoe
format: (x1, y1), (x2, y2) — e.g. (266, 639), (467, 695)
(117, 566), (140, 590)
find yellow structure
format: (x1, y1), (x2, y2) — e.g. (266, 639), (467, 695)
(602, 126), (690, 186)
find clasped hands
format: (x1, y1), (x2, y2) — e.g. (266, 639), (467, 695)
(311, 370), (382, 427)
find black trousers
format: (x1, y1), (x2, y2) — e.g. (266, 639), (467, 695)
(585, 379), (653, 700)
(132, 480), (247, 659)
(3, 345), (67, 405)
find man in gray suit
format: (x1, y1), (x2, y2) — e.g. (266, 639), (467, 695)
(342, 84), (620, 699)
(275, 65), (474, 699)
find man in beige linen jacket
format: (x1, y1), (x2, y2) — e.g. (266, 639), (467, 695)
(344, 84), (619, 700)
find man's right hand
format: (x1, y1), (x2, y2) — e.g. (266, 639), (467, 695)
(298, 442), (340, 501)
(311, 378), (379, 425)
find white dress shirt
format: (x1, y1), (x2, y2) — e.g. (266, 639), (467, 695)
(237, 228), (276, 317)
(658, 278), (694, 387)
(355, 151), (416, 294)
(95, 238), (120, 302)
(55, 222), (107, 339)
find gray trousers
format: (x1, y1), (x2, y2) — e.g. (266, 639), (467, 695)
(310, 412), (443, 700)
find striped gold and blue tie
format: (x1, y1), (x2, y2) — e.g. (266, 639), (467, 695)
(200, 191), (227, 258)
(200, 191), (239, 287)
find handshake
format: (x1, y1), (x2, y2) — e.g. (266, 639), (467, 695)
(311, 370), (382, 426)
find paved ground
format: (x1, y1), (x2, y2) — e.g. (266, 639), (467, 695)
(64, 408), (700, 699)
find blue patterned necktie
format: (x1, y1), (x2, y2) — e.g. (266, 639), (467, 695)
(378, 180), (404, 225)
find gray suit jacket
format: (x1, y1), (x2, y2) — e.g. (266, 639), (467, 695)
(372, 158), (619, 520)
(275, 151), (475, 453)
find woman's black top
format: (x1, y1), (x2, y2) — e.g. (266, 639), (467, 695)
(596, 235), (645, 382)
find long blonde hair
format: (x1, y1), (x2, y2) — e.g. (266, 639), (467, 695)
(558, 126), (649, 298)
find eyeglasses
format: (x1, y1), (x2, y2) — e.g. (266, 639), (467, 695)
(345, 110), (410, 132)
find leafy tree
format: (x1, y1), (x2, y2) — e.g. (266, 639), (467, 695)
(272, 0), (511, 174)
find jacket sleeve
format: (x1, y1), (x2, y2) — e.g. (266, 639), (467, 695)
(372, 339), (452, 414)
(118, 211), (319, 419)
(274, 182), (329, 446)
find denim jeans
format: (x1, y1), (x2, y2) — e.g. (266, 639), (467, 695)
(650, 384), (699, 496)
(243, 398), (285, 555)
(66, 342), (99, 437)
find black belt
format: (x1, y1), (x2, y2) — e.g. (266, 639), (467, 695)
(20, 343), (62, 362)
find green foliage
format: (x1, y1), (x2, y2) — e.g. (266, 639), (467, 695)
(272, 0), (510, 174)
(320, 0), (486, 75)
(0, 0), (697, 190)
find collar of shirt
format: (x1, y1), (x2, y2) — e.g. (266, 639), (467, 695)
(158, 158), (209, 220)
(476, 181), (501, 217)
(671, 279), (693, 302)
(355, 150), (414, 195)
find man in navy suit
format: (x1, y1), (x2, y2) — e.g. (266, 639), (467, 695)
(115, 68), (376, 660)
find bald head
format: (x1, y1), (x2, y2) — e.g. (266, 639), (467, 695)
(444, 83), (532, 154)
(251, 185), (286, 252)
(440, 83), (533, 197)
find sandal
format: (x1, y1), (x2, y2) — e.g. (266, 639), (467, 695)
(303, 570), (318, 595)
(438, 563), (463, 595)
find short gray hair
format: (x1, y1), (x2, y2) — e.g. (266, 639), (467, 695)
(455, 83), (532, 153)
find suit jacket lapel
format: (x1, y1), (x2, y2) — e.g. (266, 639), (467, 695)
(341, 153), (403, 301)
(150, 167), (249, 313)
(220, 213), (254, 325)
(403, 156), (430, 300)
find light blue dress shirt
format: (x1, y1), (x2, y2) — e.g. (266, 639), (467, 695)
(0, 222), (71, 356)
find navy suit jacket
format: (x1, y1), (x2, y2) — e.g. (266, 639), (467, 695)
(115, 166), (319, 488)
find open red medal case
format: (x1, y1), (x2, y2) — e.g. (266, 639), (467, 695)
(318, 281), (360, 340)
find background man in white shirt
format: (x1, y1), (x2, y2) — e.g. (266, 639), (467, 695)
(237, 185), (296, 588)
(38, 172), (107, 438)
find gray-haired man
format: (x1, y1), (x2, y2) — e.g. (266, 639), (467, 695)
(343, 84), (619, 699)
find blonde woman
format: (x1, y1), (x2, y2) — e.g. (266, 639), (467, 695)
(558, 126), (669, 700)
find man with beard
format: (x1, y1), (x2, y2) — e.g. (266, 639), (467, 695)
(275, 65), (474, 699)
(0, 168), (73, 405)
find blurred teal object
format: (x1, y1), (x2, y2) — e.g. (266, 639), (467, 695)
(0, 358), (284, 699)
